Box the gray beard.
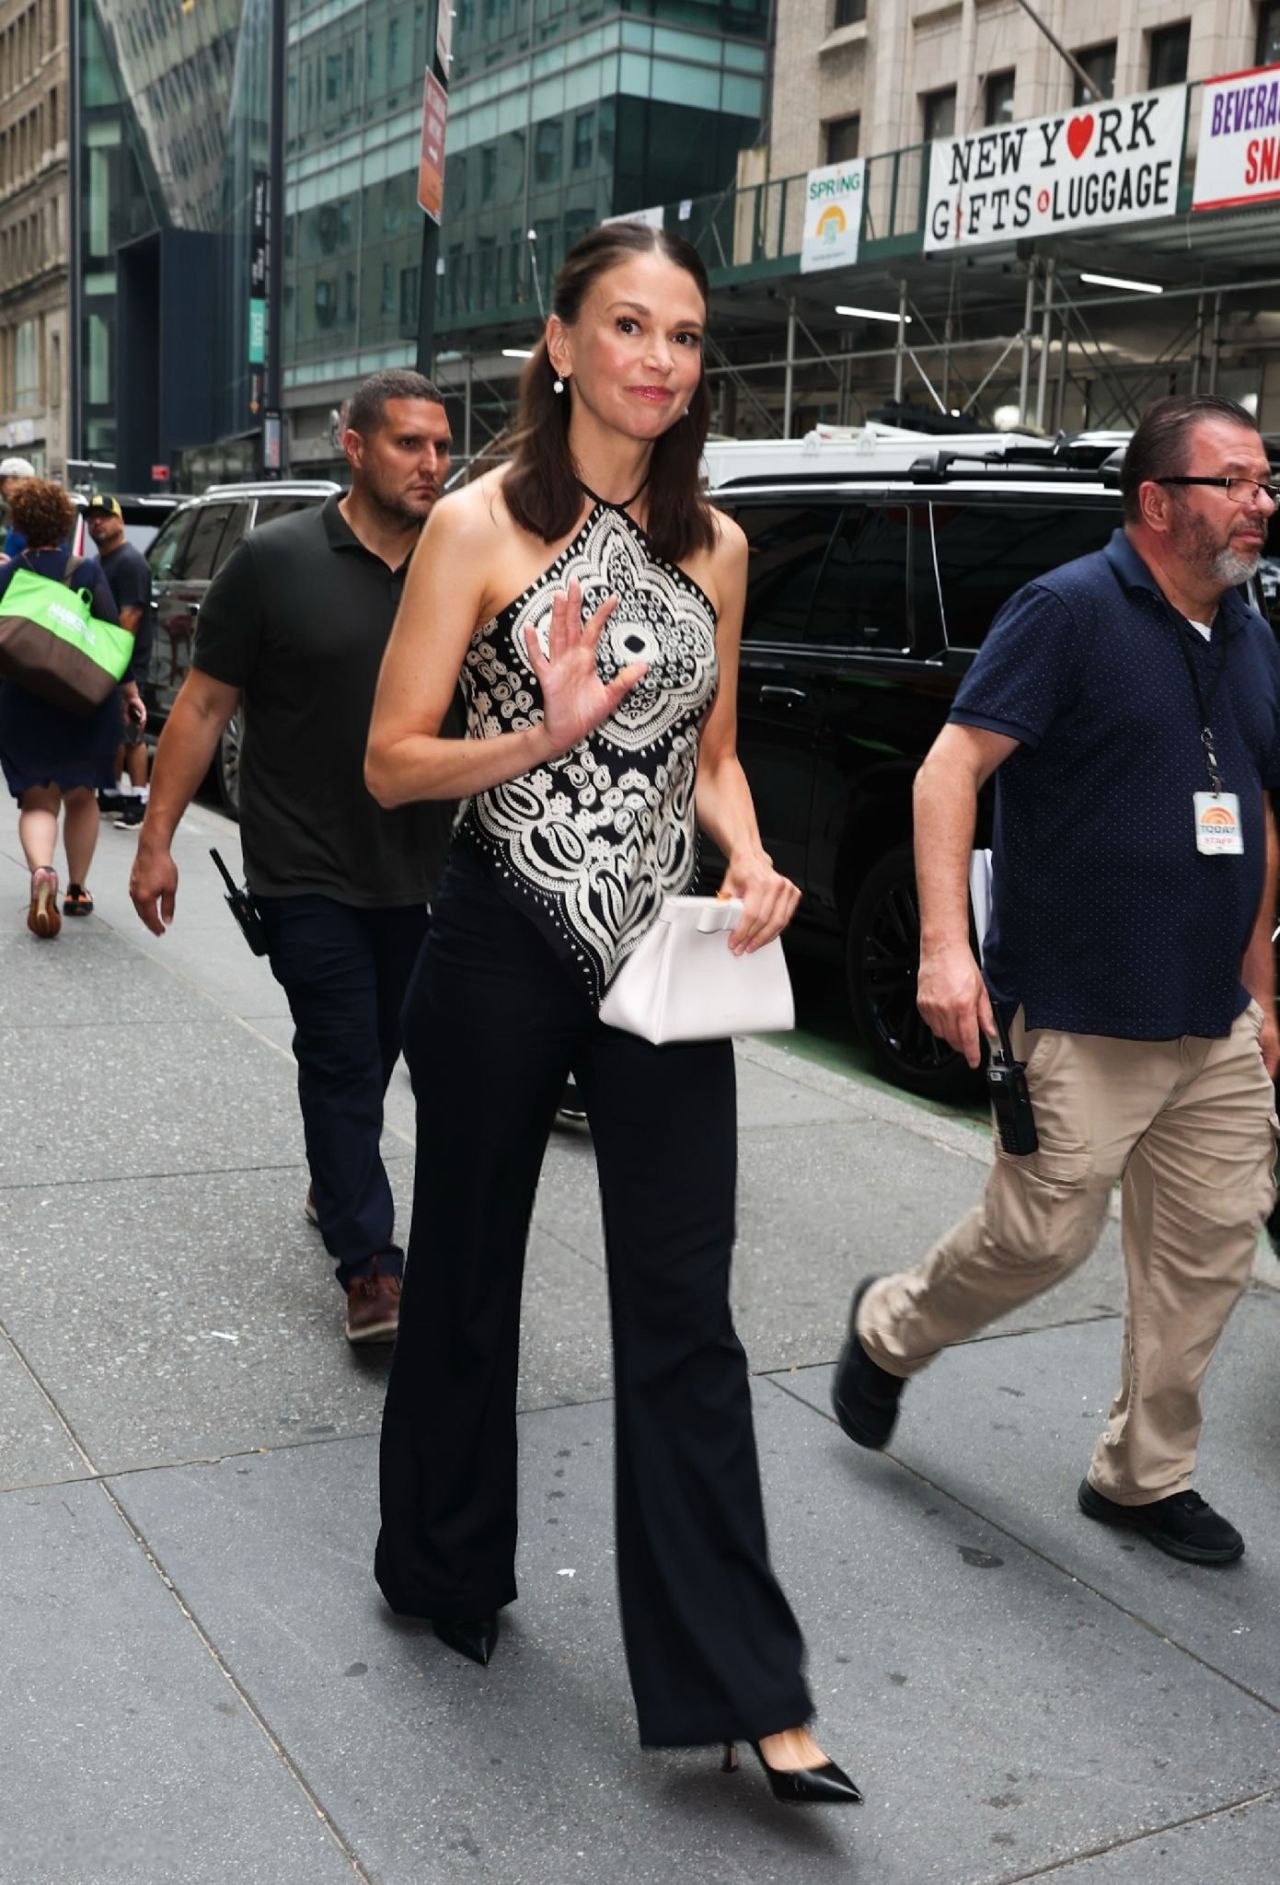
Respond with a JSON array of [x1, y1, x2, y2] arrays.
[[1209, 542, 1260, 586]]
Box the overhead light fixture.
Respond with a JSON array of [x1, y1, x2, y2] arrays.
[[501, 347, 535, 358], [1079, 271, 1163, 295], [835, 304, 912, 324]]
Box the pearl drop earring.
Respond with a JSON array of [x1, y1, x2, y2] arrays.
[[553, 377, 565, 394]]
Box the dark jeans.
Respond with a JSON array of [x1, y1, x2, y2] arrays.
[[257, 893, 428, 1289], [376, 856, 812, 1747]]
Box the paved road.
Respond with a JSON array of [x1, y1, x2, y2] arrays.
[[2, 803, 1278, 1883]]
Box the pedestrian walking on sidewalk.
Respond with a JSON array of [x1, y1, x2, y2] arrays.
[[84, 495, 152, 828], [833, 394, 1280, 1569], [0, 477, 135, 936], [129, 371, 457, 1344], [364, 222, 859, 1805]]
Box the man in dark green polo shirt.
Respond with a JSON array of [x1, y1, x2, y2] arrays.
[[130, 369, 456, 1345]]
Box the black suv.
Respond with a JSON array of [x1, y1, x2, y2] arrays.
[[142, 481, 341, 813], [711, 447, 1127, 1099]]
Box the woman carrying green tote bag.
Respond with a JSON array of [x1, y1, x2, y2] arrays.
[[0, 478, 138, 936]]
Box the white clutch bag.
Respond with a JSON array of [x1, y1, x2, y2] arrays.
[[598, 896, 795, 1045]]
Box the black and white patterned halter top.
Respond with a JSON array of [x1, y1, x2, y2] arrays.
[[454, 498, 720, 1003]]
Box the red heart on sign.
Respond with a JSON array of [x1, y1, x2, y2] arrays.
[[1066, 114, 1094, 159]]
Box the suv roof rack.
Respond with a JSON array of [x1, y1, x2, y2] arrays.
[[905, 450, 1122, 486], [709, 460, 1117, 491]]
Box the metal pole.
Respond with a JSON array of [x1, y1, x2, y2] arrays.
[[1017, 261, 1036, 425], [416, 0, 443, 377], [893, 280, 908, 405], [1191, 291, 1204, 394], [1012, 0, 1101, 100], [1209, 291, 1222, 393], [265, 0, 286, 474], [782, 300, 796, 439], [464, 354, 473, 460], [1035, 256, 1055, 430], [67, 0, 83, 465], [1054, 317, 1069, 431]]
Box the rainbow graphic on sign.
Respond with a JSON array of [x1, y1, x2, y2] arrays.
[[816, 205, 847, 244]]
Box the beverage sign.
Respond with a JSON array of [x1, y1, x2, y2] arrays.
[[924, 87, 1185, 252], [418, 70, 448, 223], [799, 158, 865, 273], [1193, 64, 1280, 210]]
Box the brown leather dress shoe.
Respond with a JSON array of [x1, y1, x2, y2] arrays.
[[345, 1260, 401, 1345]]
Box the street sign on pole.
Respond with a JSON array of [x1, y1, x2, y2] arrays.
[[416, 0, 447, 377]]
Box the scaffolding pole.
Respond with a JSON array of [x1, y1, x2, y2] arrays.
[[1018, 263, 1036, 425], [782, 300, 796, 438], [894, 280, 908, 403], [1034, 258, 1055, 432]]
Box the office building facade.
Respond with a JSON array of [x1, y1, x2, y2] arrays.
[[1, 0, 69, 478]]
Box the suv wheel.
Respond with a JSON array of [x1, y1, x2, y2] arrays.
[[216, 710, 243, 819], [845, 843, 982, 1102]]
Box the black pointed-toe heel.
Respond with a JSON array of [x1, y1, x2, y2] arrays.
[[722, 1740, 863, 1805], [432, 1614, 500, 1666]]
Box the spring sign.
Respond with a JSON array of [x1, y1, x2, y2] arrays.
[[924, 87, 1186, 252], [1193, 64, 1280, 210], [800, 159, 866, 273]]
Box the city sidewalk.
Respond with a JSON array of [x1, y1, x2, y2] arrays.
[[2, 801, 1279, 1885]]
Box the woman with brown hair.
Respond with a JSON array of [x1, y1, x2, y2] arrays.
[[365, 222, 859, 1803], [0, 477, 130, 936]]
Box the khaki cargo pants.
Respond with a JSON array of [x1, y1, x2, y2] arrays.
[[858, 1004, 1278, 1503]]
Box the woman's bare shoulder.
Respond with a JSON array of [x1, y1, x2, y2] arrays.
[[428, 469, 512, 544], [707, 503, 747, 562]]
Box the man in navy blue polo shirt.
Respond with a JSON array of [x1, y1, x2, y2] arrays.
[[834, 393, 1280, 1568]]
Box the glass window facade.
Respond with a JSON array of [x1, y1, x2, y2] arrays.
[[285, 0, 768, 376], [76, 0, 268, 464]]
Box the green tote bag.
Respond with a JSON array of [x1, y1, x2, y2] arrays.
[[0, 563, 134, 716]]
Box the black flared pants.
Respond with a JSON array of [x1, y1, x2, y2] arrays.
[[375, 855, 812, 1747]]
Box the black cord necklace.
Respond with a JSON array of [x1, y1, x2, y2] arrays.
[[578, 469, 650, 512]]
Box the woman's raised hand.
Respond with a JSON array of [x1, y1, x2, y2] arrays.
[[524, 579, 646, 756]]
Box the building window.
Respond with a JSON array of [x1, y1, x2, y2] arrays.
[[534, 118, 562, 186], [481, 145, 496, 202], [984, 69, 1016, 126], [825, 114, 860, 164], [400, 266, 419, 328], [315, 278, 336, 328], [833, 0, 866, 25], [1148, 22, 1189, 90], [14, 319, 39, 405], [1258, 2, 1280, 66], [573, 110, 594, 171], [922, 87, 956, 143], [1072, 42, 1116, 105]]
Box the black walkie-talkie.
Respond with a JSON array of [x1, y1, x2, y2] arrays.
[[985, 1006, 1039, 1156], [210, 848, 270, 957]]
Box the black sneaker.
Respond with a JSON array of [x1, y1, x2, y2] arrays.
[[1077, 1480, 1244, 1566], [831, 1275, 906, 1450], [114, 802, 144, 828]]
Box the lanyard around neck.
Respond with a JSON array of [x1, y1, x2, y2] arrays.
[[1169, 613, 1230, 794]]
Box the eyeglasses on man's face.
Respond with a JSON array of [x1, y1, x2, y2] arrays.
[[1157, 475, 1280, 507]]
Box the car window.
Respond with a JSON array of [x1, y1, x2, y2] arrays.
[[181, 504, 239, 581], [252, 495, 322, 528], [735, 503, 841, 643], [146, 508, 197, 580], [212, 503, 251, 572], [931, 500, 1118, 650], [806, 505, 913, 654]]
